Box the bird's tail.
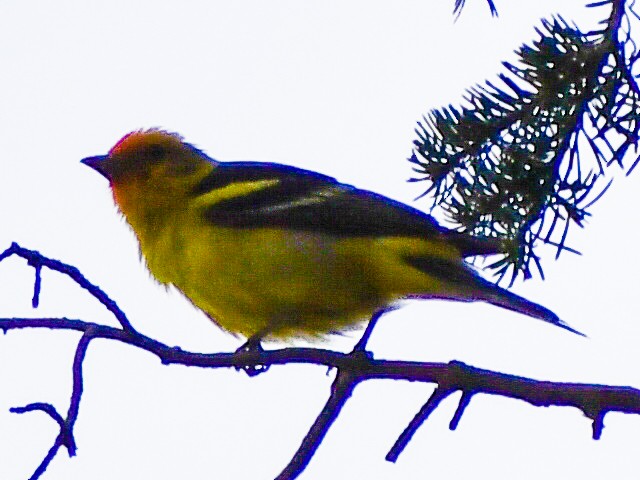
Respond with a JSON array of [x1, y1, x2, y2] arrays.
[[403, 254, 584, 336], [477, 280, 585, 336]]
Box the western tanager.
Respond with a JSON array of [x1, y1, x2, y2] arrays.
[[81, 129, 580, 343]]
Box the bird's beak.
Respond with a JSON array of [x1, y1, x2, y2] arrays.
[[81, 155, 111, 180]]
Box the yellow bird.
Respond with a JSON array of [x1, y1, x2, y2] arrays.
[[81, 129, 580, 345]]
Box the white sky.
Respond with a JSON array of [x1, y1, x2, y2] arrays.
[[1, 1, 639, 479]]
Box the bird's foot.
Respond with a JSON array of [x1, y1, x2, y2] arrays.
[[234, 337, 269, 377]]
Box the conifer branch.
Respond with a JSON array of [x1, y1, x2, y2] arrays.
[[412, 0, 640, 282]]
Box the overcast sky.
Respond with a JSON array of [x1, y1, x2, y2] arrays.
[[1, 1, 639, 479]]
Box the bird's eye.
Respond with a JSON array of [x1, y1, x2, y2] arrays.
[[146, 144, 166, 160]]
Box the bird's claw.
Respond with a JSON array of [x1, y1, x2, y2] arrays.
[[234, 338, 270, 377]]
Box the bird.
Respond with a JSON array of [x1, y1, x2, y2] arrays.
[[81, 129, 581, 346]]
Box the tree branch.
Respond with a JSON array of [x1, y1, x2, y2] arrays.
[[275, 368, 359, 480], [0, 242, 137, 333], [2, 236, 639, 480], [412, 0, 640, 282], [3, 315, 640, 479]]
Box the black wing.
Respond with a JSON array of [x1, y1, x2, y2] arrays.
[[195, 161, 499, 256]]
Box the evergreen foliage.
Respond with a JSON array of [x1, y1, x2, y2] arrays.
[[412, 1, 640, 282]]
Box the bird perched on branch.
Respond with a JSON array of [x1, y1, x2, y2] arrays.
[[82, 129, 581, 345]]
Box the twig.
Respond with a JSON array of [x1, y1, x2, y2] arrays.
[[0, 243, 136, 333], [386, 386, 456, 462], [275, 368, 358, 480], [2, 244, 640, 479], [3, 316, 640, 479]]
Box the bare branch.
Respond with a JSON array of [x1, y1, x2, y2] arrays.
[[0, 243, 137, 333], [387, 386, 456, 462], [275, 368, 359, 480], [2, 238, 638, 480], [3, 315, 640, 479]]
